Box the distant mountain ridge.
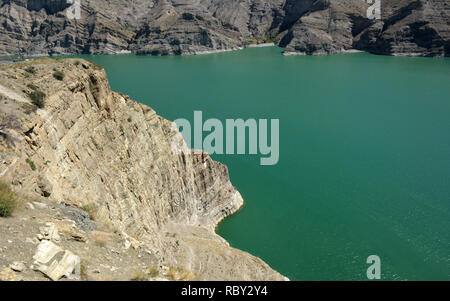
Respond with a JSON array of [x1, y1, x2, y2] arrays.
[[0, 0, 448, 57]]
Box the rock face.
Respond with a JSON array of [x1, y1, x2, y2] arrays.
[[0, 58, 286, 280], [279, 0, 369, 55], [354, 0, 450, 57], [0, 0, 448, 57]]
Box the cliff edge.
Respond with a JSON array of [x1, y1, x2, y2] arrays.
[[0, 58, 286, 281]]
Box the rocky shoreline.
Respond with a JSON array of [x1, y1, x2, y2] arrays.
[[0, 58, 287, 281], [0, 0, 448, 58]]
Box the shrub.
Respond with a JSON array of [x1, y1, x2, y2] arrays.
[[21, 103, 37, 114], [26, 158, 36, 171], [89, 61, 103, 70], [165, 267, 196, 281], [53, 70, 65, 81], [25, 66, 36, 74], [28, 90, 46, 108], [149, 266, 159, 278], [80, 203, 98, 221], [0, 182, 17, 217], [80, 262, 88, 280], [131, 271, 148, 281], [27, 83, 39, 90]]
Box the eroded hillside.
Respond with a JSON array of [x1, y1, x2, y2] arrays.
[[0, 0, 448, 57], [0, 58, 286, 281]]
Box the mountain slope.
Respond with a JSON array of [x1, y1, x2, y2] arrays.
[[0, 0, 448, 57]]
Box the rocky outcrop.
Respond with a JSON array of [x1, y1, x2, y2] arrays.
[[354, 0, 450, 57], [279, 0, 368, 55], [0, 0, 447, 57], [0, 58, 286, 280]]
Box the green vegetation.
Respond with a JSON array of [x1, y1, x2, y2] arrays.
[[0, 182, 17, 217], [28, 90, 46, 108], [25, 66, 36, 74], [243, 36, 276, 46], [149, 266, 159, 278], [21, 103, 37, 114], [80, 203, 98, 221], [131, 271, 148, 281], [166, 266, 196, 281], [80, 262, 88, 280], [90, 61, 104, 71], [26, 158, 37, 171], [53, 70, 65, 81], [0, 58, 54, 71], [27, 83, 39, 90]]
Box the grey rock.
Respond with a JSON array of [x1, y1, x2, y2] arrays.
[[354, 0, 450, 57], [0, 0, 447, 57], [59, 205, 97, 232]]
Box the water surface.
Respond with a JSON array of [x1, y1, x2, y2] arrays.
[[78, 47, 450, 280]]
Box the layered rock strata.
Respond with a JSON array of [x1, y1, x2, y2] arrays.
[[0, 0, 448, 57], [0, 58, 286, 280]]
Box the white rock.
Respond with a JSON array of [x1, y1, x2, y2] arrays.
[[38, 250, 80, 281], [33, 240, 63, 264], [33, 241, 81, 281], [32, 202, 48, 209], [26, 237, 39, 245], [39, 223, 60, 242]]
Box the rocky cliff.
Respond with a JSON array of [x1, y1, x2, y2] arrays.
[[0, 0, 448, 57], [0, 58, 286, 280]]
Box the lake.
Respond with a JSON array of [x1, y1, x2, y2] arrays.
[[78, 47, 450, 280]]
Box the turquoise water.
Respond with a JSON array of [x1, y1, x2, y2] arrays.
[[78, 47, 450, 280]]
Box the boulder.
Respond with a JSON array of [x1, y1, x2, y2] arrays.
[[33, 240, 81, 281], [33, 240, 63, 264], [38, 250, 80, 281]]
